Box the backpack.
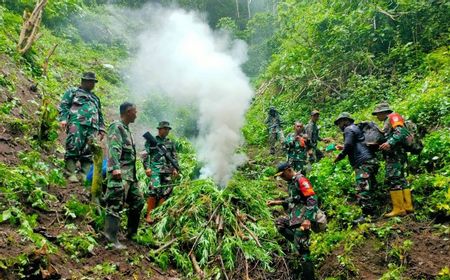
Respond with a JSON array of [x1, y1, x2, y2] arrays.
[[403, 120, 423, 155], [357, 121, 385, 147], [387, 113, 423, 155]]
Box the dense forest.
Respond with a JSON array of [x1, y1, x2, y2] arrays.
[[0, 0, 449, 279]]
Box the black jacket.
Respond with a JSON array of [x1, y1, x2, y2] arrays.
[[336, 123, 373, 167]]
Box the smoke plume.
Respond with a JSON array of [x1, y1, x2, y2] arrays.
[[126, 6, 254, 187]]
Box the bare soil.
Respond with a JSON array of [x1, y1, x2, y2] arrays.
[[318, 219, 450, 279]]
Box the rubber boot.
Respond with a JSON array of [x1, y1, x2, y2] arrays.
[[126, 210, 141, 240], [145, 197, 157, 224], [158, 198, 165, 206], [301, 260, 315, 280], [103, 214, 126, 250], [403, 189, 414, 213], [65, 159, 79, 183], [385, 190, 407, 218]]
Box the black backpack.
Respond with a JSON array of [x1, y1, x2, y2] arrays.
[[357, 121, 385, 148]]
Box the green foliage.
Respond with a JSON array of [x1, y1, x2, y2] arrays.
[[57, 232, 97, 258], [388, 239, 413, 266], [92, 262, 118, 276], [380, 263, 406, 280], [64, 197, 91, 219], [0, 151, 64, 211], [142, 175, 282, 277]]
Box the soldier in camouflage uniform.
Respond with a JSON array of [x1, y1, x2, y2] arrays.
[[284, 122, 309, 174], [58, 72, 105, 183], [305, 110, 329, 163], [333, 112, 379, 223], [266, 106, 284, 155], [103, 102, 144, 249], [143, 121, 179, 224], [372, 102, 413, 217], [268, 163, 326, 280]]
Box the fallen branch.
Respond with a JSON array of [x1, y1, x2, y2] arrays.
[[243, 250, 251, 280], [216, 214, 224, 234], [377, 6, 396, 21], [144, 256, 165, 275], [188, 203, 222, 256], [281, 256, 290, 277], [17, 0, 48, 54], [153, 237, 177, 255], [42, 44, 58, 75], [239, 221, 262, 247], [218, 255, 229, 280], [189, 252, 205, 279]]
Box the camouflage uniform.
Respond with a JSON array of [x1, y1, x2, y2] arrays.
[[284, 132, 308, 174], [266, 108, 284, 154], [144, 135, 178, 199], [334, 113, 380, 215], [354, 158, 379, 213], [58, 87, 105, 162], [276, 173, 320, 261], [104, 120, 144, 217], [382, 116, 409, 190], [305, 120, 324, 163]]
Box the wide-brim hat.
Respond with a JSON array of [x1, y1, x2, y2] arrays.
[[311, 110, 320, 116], [157, 121, 172, 129], [81, 72, 98, 83], [274, 162, 291, 177], [334, 112, 354, 125], [372, 102, 393, 115]]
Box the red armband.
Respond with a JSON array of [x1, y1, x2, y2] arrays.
[[297, 176, 315, 197], [388, 113, 404, 128]]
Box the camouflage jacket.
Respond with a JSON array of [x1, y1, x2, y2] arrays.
[[382, 114, 409, 162], [144, 135, 178, 174], [305, 120, 321, 147], [58, 87, 105, 131], [266, 114, 282, 133], [284, 132, 308, 161], [285, 173, 318, 224], [106, 120, 136, 181]]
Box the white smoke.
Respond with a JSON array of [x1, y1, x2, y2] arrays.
[[126, 6, 254, 187]]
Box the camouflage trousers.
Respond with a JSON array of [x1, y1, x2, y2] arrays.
[[354, 158, 379, 215], [148, 171, 173, 199], [269, 129, 284, 153], [276, 216, 311, 259], [385, 159, 407, 191], [308, 147, 324, 164], [104, 178, 144, 217], [65, 122, 97, 162]]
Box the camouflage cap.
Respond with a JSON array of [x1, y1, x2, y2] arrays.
[[274, 162, 291, 177], [311, 110, 320, 116], [157, 121, 172, 130], [269, 106, 276, 111], [334, 112, 354, 125], [372, 102, 393, 115], [81, 72, 98, 83]]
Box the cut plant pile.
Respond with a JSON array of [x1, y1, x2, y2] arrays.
[[143, 176, 288, 279]]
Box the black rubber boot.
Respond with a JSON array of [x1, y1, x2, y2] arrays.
[[301, 260, 315, 280], [126, 210, 141, 240], [103, 214, 126, 250]]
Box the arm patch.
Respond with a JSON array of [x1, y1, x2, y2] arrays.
[[297, 176, 315, 197]]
